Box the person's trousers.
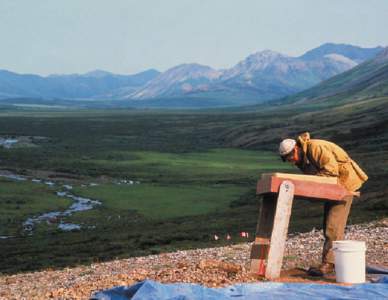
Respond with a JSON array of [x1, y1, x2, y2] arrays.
[[322, 195, 353, 264]]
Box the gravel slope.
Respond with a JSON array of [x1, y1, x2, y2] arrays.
[[0, 219, 387, 300]]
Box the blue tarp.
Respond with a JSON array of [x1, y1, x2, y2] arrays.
[[91, 278, 388, 300]]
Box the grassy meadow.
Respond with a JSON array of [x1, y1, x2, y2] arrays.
[[0, 102, 386, 274]]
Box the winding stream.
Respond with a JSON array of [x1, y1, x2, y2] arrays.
[[0, 172, 102, 235], [0, 138, 19, 149], [23, 191, 101, 233]]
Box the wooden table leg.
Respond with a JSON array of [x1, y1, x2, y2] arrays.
[[250, 181, 294, 279], [266, 180, 294, 279]]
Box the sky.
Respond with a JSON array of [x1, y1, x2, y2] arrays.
[[1, 0, 387, 76]]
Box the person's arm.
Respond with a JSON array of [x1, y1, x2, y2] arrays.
[[308, 144, 339, 177]]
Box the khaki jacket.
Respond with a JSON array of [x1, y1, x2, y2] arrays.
[[296, 132, 368, 191]]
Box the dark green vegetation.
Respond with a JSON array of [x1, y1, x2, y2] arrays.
[[0, 50, 387, 274], [0, 103, 386, 274], [0, 119, 295, 273]]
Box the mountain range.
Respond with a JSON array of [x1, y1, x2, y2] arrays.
[[0, 43, 384, 106], [0, 69, 160, 100], [282, 46, 388, 105]]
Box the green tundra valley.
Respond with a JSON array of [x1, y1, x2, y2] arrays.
[[1, 79, 387, 273]]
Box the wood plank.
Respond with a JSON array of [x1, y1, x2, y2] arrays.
[[254, 237, 270, 244], [265, 181, 294, 279], [250, 194, 277, 275], [262, 173, 338, 184], [257, 176, 349, 201]]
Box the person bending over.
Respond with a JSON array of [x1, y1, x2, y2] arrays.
[[279, 132, 368, 276]]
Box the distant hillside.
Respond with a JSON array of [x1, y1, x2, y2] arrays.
[[300, 43, 384, 63], [213, 50, 356, 100], [129, 64, 221, 99], [282, 47, 388, 105]]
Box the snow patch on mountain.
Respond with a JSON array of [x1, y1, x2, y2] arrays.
[[130, 64, 221, 99], [324, 54, 357, 67]]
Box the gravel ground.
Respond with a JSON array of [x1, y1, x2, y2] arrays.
[[0, 219, 387, 300]]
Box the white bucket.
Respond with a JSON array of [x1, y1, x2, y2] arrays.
[[333, 240, 366, 283]]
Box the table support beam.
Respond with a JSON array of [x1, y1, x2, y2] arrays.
[[265, 181, 294, 279], [250, 181, 294, 278]]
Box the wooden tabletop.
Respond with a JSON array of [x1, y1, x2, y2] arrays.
[[257, 173, 352, 201]]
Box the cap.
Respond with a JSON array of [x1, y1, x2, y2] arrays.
[[279, 139, 296, 156]]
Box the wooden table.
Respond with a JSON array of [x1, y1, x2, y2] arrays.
[[250, 173, 354, 279]]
